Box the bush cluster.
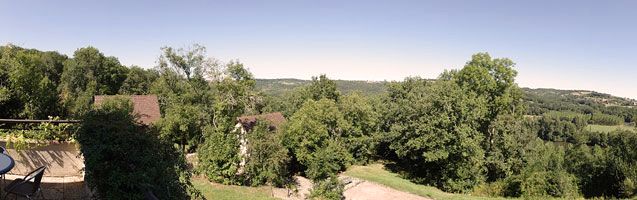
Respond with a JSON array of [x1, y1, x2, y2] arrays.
[[77, 98, 198, 199]]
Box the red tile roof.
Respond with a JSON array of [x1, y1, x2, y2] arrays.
[[93, 95, 161, 125], [237, 112, 286, 132]]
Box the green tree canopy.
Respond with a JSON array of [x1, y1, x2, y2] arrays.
[[119, 66, 159, 95], [59, 46, 128, 116], [384, 78, 487, 192], [283, 99, 353, 181], [338, 92, 380, 163], [0, 45, 65, 118]]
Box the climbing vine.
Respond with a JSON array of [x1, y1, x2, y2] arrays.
[[0, 116, 78, 150]]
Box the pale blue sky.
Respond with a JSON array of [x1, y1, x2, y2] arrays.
[[2, 0, 636, 98]]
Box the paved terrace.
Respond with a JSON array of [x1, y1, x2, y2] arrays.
[[2, 142, 90, 199]]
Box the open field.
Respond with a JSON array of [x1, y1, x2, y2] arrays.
[[587, 124, 636, 133], [343, 164, 507, 200], [192, 177, 279, 200]]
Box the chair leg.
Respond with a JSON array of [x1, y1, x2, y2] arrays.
[[38, 189, 45, 200]]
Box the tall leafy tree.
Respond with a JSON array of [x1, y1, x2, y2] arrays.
[[0, 45, 65, 118], [153, 45, 216, 152], [452, 53, 524, 142], [452, 53, 527, 182], [154, 45, 261, 153], [119, 66, 159, 95], [385, 78, 487, 192], [338, 92, 380, 163], [211, 60, 262, 126], [157, 104, 207, 152], [306, 74, 340, 102], [59, 47, 128, 116], [244, 120, 291, 187], [197, 124, 241, 185], [274, 74, 340, 117], [283, 99, 353, 181]]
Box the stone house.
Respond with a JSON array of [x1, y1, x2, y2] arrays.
[[234, 112, 286, 174]]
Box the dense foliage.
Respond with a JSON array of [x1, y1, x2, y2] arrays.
[[0, 45, 66, 119], [383, 78, 487, 192], [243, 121, 291, 187], [197, 125, 241, 185], [4, 43, 637, 199], [283, 99, 353, 181], [77, 98, 198, 199], [566, 130, 637, 198], [374, 53, 637, 198], [198, 121, 291, 187]]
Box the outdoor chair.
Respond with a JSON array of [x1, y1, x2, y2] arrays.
[[3, 166, 46, 200]]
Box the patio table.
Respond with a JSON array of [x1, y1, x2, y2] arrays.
[[0, 153, 14, 175], [0, 153, 14, 199]]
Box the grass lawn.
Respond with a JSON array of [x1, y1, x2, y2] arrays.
[[586, 124, 636, 133], [344, 164, 508, 200], [192, 177, 279, 200]]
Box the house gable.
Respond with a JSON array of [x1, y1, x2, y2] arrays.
[[93, 95, 161, 125]]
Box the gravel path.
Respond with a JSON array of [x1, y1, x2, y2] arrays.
[[342, 176, 432, 200], [273, 175, 432, 200]]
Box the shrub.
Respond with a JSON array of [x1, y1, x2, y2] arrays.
[[309, 176, 344, 200], [197, 125, 242, 185], [503, 171, 578, 198], [302, 139, 352, 181], [472, 181, 506, 197], [77, 98, 198, 199]]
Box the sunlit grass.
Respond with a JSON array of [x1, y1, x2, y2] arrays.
[[586, 124, 636, 133], [192, 177, 279, 200], [343, 164, 508, 200]]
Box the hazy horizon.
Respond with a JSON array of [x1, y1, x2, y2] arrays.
[[3, 0, 636, 99]]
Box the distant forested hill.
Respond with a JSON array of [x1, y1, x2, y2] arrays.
[[522, 88, 637, 122], [256, 78, 387, 96], [256, 78, 637, 121]]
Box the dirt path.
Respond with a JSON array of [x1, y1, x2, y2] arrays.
[[273, 175, 431, 200], [342, 176, 432, 200]]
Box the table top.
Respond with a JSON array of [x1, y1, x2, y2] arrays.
[[0, 153, 14, 174]]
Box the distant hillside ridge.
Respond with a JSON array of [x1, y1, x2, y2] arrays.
[[256, 78, 636, 103], [256, 78, 637, 118], [522, 88, 637, 117], [523, 88, 637, 107], [256, 78, 388, 96]]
